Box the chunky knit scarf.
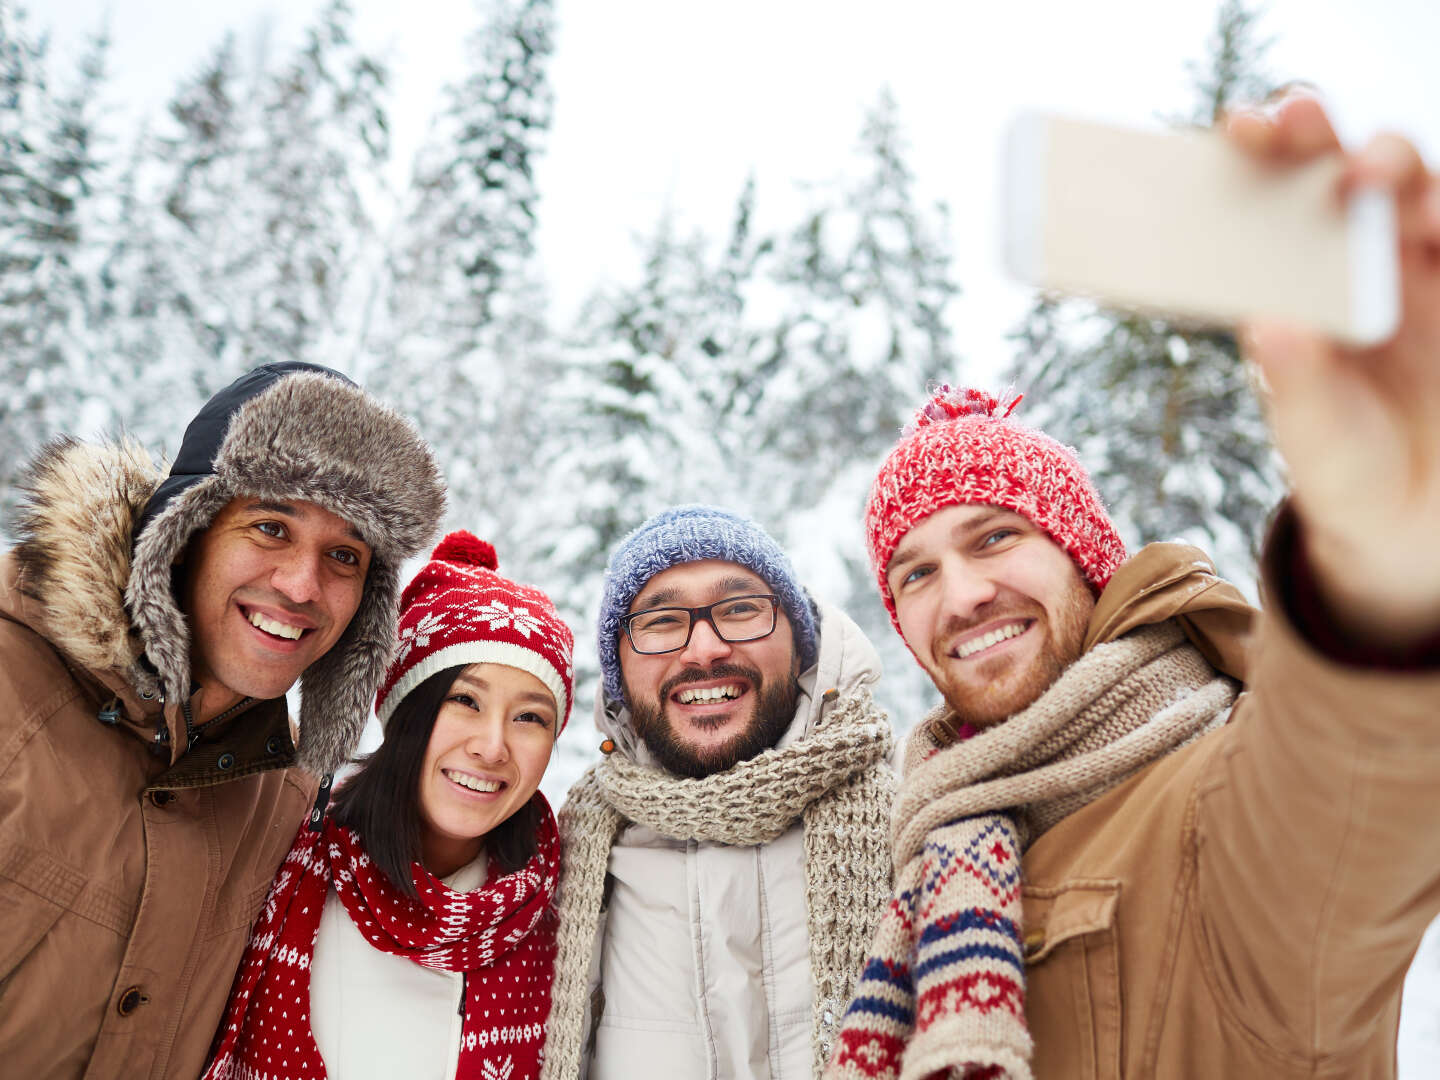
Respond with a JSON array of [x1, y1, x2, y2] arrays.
[[204, 798, 561, 1080], [540, 688, 896, 1080], [828, 621, 1238, 1080]]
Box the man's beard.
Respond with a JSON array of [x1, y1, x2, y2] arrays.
[[624, 662, 799, 779], [936, 581, 1094, 728]]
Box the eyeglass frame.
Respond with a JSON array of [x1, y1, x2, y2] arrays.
[[619, 593, 782, 655]]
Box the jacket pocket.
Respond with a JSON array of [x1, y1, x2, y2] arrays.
[[1022, 879, 1123, 1080], [0, 873, 71, 985]]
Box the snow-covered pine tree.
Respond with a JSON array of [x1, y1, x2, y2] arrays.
[[242, 0, 389, 376], [78, 35, 248, 459], [535, 90, 962, 744], [365, 0, 556, 556], [754, 87, 960, 726], [1005, 0, 1284, 587], [0, 7, 110, 522], [524, 179, 776, 767]]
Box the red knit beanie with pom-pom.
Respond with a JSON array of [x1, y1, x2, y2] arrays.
[[865, 386, 1127, 629], [375, 531, 575, 732]]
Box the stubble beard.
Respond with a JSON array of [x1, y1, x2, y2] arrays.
[[936, 579, 1095, 729], [625, 661, 800, 779]]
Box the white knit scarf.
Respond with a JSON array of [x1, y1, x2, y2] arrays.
[[827, 621, 1238, 1080], [541, 688, 896, 1080]]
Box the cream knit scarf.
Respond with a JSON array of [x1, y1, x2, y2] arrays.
[[541, 688, 896, 1080], [827, 621, 1238, 1080]]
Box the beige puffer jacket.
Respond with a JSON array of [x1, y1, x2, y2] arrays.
[[580, 601, 886, 1080]]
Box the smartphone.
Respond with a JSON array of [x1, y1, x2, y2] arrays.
[[1002, 113, 1399, 346]]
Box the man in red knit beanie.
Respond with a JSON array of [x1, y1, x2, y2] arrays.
[[828, 98, 1440, 1080]]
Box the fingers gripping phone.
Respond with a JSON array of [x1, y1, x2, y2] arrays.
[[1002, 113, 1399, 346]]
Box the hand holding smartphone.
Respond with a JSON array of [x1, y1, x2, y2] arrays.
[[1001, 113, 1400, 346]]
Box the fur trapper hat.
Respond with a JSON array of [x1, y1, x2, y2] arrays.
[[127, 362, 445, 775]]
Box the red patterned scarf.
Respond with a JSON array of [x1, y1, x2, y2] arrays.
[[204, 795, 560, 1080]]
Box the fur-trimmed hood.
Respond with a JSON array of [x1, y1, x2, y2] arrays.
[[10, 363, 446, 776], [11, 437, 160, 678]]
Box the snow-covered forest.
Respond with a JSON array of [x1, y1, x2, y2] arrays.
[[3, 0, 1436, 1069]]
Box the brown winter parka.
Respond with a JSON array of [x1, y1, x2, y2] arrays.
[[0, 443, 314, 1079], [1011, 518, 1440, 1079], [0, 365, 445, 1080]]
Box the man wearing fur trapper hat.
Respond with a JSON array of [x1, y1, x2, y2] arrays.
[[0, 362, 444, 1079], [829, 99, 1440, 1080], [542, 505, 896, 1080]]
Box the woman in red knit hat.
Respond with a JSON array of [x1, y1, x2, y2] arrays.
[[204, 532, 575, 1080]]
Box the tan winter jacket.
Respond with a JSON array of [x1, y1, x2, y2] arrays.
[[0, 445, 313, 1080], [1013, 525, 1440, 1079], [582, 601, 889, 1079]]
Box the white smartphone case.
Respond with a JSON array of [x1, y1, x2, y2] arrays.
[[1002, 113, 1399, 346]]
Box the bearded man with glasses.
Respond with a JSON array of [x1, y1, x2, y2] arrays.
[[541, 505, 896, 1080]]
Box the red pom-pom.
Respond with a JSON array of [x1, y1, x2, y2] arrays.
[[906, 385, 1023, 435], [432, 530, 498, 570]]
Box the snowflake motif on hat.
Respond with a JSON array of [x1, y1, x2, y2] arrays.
[[374, 531, 577, 733], [475, 600, 542, 638], [395, 611, 447, 665]]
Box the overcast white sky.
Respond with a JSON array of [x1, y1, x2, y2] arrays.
[[42, 0, 1440, 379]]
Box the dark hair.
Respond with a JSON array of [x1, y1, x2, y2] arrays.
[[328, 665, 544, 897]]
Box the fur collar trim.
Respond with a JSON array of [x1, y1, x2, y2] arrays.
[[12, 436, 161, 677]]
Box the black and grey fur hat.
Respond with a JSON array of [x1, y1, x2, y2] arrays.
[[127, 362, 446, 775]]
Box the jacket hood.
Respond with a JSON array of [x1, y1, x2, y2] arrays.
[[11, 437, 160, 677], [1085, 541, 1255, 682], [11, 363, 446, 776], [594, 597, 883, 766]]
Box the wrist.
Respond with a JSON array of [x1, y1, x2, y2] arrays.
[[1300, 521, 1440, 651]]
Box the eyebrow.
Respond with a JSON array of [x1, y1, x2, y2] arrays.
[[451, 676, 556, 711], [887, 507, 1017, 575], [634, 574, 766, 611], [243, 500, 366, 544]]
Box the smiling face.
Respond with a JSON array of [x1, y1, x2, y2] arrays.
[[181, 497, 372, 720], [618, 559, 799, 778], [417, 663, 557, 878], [886, 503, 1095, 728]]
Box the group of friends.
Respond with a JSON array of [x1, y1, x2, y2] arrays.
[[2, 99, 1439, 1080]]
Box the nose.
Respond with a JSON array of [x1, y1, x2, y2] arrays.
[[465, 714, 510, 764], [269, 553, 324, 606], [939, 558, 998, 621], [679, 614, 733, 667]]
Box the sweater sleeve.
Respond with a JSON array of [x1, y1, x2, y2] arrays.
[[1189, 508, 1440, 1063]]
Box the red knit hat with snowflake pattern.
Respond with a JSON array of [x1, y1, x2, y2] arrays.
[[375, 531, 575, 733], [865, 386, 1127, 629]]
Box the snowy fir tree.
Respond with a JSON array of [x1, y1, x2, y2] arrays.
[[0, 7, 111, 518], [242, 0, 389, 374], [755, 87, 960, 723], [527, 205, 755, 757], [1005, 0, 1284, 589], [533, 93, 961, 738], [365, 0, 557, 559]]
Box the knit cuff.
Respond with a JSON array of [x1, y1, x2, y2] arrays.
[[1265, 503, 1440, 671]]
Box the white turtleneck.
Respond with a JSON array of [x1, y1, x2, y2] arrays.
[[310, 853, 487, 1080]]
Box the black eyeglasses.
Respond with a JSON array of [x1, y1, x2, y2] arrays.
[[620, 594, 781, 655]]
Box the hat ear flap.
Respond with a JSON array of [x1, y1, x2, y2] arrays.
[[296, 559, 401, 776]]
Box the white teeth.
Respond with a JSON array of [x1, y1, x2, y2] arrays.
[[445, 771, 501, 793], [955, 622, 1027, 659], [677, 684, 742, 704], [249, 611, 304, 640]]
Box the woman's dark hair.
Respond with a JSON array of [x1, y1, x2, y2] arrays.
[[328, 664, 545, 897]]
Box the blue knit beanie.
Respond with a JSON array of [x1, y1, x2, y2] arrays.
[[597, 505, 819, 705]]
